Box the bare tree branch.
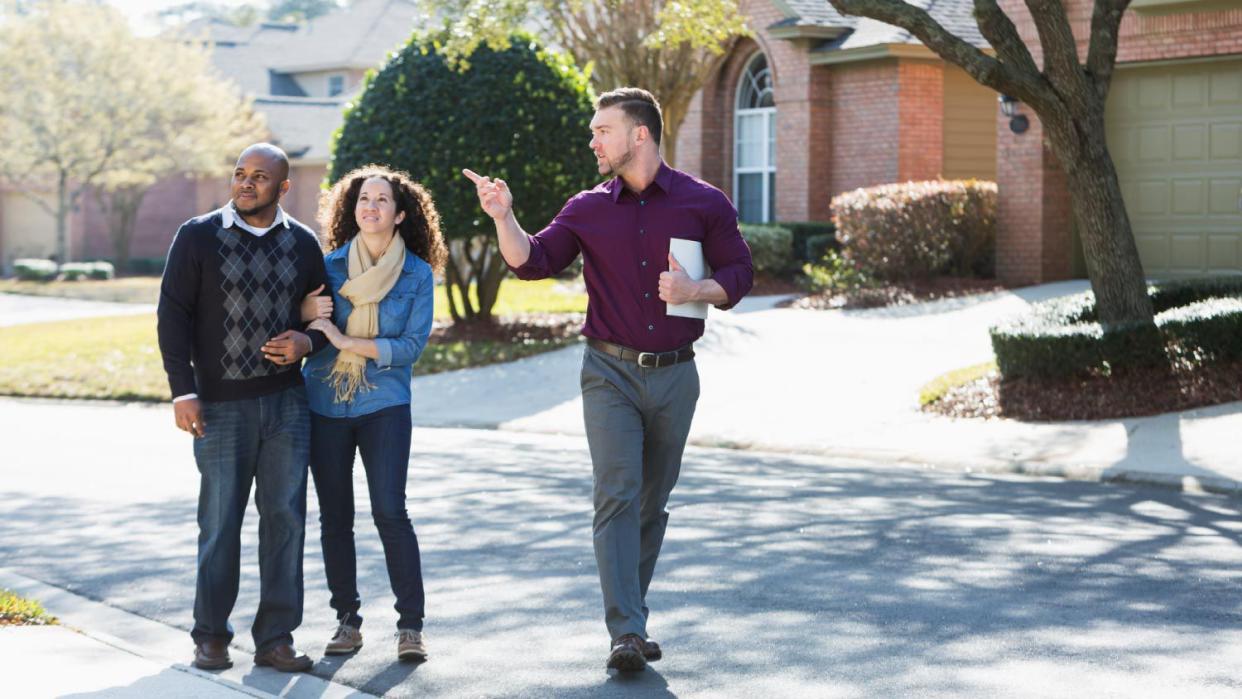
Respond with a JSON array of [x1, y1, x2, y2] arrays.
[[1085, 0, 1131, 101], [1022, 0, 1090, 113], [972, 0, 1039, 77], [827, 0, 1035, 100]]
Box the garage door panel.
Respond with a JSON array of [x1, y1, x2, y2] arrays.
[[1138, 126, 1170, 162], [1208, 235, 1239, 270], [1209, 123, 1241, 160], [1139, 75, 1170, 110], [1171, 234, 1206, 269], [1172, 179, 1204, 214], [1136, 234, 1169, 264], [1173, 124, 1206, 160], [1133, 180, 1169, 215], [1209, 70, 1242, 105], [1174, 73, 1207, 107], [1209, 179, 1242, 214]]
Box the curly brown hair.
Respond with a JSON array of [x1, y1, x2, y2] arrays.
[[317, 164, 448, 275]]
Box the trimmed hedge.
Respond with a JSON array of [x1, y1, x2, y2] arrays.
[[832, 179, 996, 280], [781, 221, 836, 262], [990, 277, 1242, 379], [739, 223, 795, 277], [59, 261, 114, 281], [13, 259, 57, 281]]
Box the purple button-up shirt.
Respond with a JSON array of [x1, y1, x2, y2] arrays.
[[510, 163, 753, 353]]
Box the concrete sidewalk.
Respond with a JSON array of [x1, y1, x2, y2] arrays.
[[409, 281, 1242, 495], [0, 570, 369, 698]]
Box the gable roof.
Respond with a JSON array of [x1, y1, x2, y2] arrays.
[[771, 0, 990, 53], [265, 0, 420, 73]]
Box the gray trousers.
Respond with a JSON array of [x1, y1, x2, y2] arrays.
[[580, 345, 700, 640]]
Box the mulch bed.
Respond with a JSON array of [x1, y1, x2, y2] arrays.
[[927, 359, 1242, 421], [751, 275, 805, 296], [784, 277, 1008, 310], [432, 313, 584, 343]]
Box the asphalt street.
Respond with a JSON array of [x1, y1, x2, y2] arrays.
[[3, 398, 1242, 697]]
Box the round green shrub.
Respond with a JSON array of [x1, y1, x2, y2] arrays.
[[739, 223, 794, 277]]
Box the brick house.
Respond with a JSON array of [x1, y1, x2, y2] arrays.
[[676, 0, 1242, 284], [0, 0, 419, 272]]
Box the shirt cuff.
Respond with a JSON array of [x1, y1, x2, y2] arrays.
[[173, 393, 198, 403], [374, 338, 393, 368], [507, 237, 550, 279]]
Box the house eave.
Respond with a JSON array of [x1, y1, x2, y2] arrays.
[[768, 24, 849, 41], [808, 43, 938, 66]]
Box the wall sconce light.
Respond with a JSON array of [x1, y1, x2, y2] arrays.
[[998, 94, 1030, 134]]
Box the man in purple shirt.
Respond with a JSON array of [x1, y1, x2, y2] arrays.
[[464, 87, 752, 672]]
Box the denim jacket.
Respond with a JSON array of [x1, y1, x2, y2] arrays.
[[303, 241, 434, 418]]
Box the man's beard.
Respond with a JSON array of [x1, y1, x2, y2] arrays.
[[234, 192, 279, 216], [600, 146, 634, 177]]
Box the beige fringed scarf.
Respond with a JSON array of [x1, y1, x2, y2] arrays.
[[327, 235, 405, 403]]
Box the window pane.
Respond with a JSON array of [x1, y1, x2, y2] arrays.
[[737, 173, 764, 223], [767, 114, 776, 166], [767, 171, 776, 223], [737, 114, 765, 168]]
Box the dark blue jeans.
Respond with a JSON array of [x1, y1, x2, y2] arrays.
[[310, 404, 424, 631], [191, 384, 309, 652]]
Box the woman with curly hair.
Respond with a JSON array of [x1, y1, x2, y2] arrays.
[[299, 164, 447, 663]]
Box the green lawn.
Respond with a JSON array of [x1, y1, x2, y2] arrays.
[[918, 361, 997, 406], [0, 277, 588, 320], [0, 314, 578, 402], [0, 589, 57, 626]]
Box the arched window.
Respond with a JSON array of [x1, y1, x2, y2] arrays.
[[734, 53, 776, 223]]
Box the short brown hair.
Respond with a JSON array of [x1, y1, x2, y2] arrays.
[[317, 164, 448, 275], [595, 87, 662, 146]]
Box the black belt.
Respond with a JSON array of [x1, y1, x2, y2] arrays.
[[587, 338, 695, 368]]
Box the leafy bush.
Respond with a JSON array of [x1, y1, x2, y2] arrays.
[[990, 277, 1242, 379], [831, 179, 997, 280], [802, 249, 875, 295], [13, 258, 57, 281], [739, 223, 795, 277], [804, 233, 836, 266], [58, 261, 114, 281], [781, 221, 836, 262]]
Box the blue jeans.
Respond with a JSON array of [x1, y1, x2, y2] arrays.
[[310, 404, 424, 631], [191, 384, 309, 652]]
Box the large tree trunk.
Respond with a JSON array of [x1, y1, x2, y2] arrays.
[[1044, 113, 1154, 328], [55, 172, 70, 263], [98, 186, 145, 275], [444, 235, 506, 324]]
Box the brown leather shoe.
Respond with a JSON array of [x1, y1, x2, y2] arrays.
[[642, 638, 662, 662], [193, 639, 232, 670], [607, 634, 647, 672], [254, 643, 313, 673]]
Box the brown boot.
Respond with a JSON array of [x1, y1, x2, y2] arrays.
[[606, 634, 646, 672], [193, 639, 232, 670], [642, 638, 662, 662], [254, 643, 313, 673]]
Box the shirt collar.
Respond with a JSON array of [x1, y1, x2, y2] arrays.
[[609, 161, 674, 203], [221, 201, 290, 235]]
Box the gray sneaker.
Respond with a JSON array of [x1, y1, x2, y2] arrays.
[[397, 629, 427, 662], [324, 623, 363, 655]]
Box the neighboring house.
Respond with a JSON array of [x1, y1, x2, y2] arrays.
[[0, 0, 420, 272], [677, 0, 1242, 285], [678, 0, 999, 226]]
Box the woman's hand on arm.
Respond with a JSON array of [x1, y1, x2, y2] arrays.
[[300, 284, 333, 322], [307, 318, 380, 359]]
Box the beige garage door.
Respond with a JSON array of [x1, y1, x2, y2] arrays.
[[1106, 58, 1242, 277]]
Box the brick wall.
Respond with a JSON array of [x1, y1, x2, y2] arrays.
[[830, 61, 900, 195], [897, 60, 946, 182]]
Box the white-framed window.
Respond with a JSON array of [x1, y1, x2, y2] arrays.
[[733, 52, 776, 224], [328, 74, 346, 97]]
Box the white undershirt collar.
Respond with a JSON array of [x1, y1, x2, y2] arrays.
[[222, 201, 290, 237]]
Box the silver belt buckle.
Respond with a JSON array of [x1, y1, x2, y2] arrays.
[[637, 351, 657, 368]]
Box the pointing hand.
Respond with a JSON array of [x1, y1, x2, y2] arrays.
[[463, 168, 513, 221]]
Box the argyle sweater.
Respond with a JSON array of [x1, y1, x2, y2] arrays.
[[157, 207, 328, 402]]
